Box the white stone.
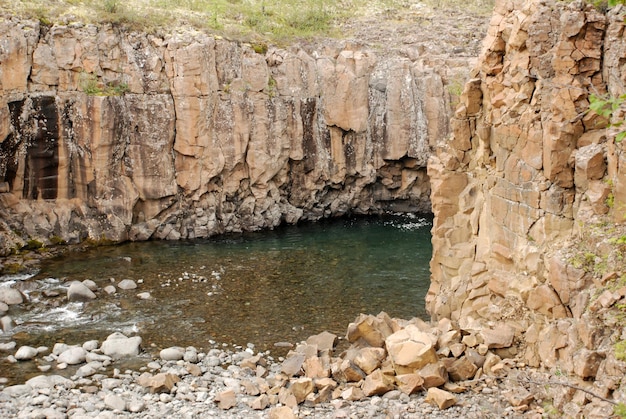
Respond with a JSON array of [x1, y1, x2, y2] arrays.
[[57, 347, 87, 365], [103, 285, 117, 294], [100, 332, 142, 359], [118, 279, 137, 290], [160, 347, 185, 361], [15, 346, 38, 361], [104, 393, 126, 411], [76, 361, 102, 378], [82, 279, 98, 291], [82, 340, 99, 351]]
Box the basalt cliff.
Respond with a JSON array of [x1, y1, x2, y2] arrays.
[[0, 16, 477, 254], [428, 0, 626, 408]]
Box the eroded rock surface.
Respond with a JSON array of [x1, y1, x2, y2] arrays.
[[428, 0, 626, 408], [0, 17, 480, 254]]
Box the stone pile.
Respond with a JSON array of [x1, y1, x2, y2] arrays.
[[228, 312, 524, 412], [5, 310, 622, 417]]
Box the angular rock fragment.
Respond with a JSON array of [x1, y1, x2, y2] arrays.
[[425, 387, 457, 410]]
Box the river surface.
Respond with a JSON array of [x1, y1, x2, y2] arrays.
[[0, 214, 432, 379]]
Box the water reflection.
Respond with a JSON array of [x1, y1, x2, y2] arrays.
[[1, 214, 432, 353]]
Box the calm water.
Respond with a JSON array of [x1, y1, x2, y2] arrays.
[[0, 214, 432, 362]]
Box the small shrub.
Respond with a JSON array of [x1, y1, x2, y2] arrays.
[[251, 42, 268, 54], [616, 340, 626, 361], [23, 239, 44, 250], [589, 93, 626, 143], [49, 235, 66, 245], [103, 0, 121, 14]]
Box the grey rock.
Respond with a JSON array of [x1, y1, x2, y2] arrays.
[[82, 279, 98, 291], [0, 288, 23, 305], [0, 315, 15, 332], [0, 341, 16, 351], [103, 285, 117, 294], [67, 281, 96, 302], [118, 279, 137, 290]]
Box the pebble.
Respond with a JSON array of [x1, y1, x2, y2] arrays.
[[0, 334, 538, 419]]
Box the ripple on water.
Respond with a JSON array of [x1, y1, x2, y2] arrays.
[[0, 214, 433, 354]]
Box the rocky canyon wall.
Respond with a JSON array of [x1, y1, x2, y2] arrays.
[[0, 18, 471, 254], [429, 0, 626, 383]]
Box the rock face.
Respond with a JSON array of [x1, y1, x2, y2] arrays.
[[428, 0, 626, 380], [0, 19, 472, 253]]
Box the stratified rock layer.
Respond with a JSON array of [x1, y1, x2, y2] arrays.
[[428, 0, 626, 385], [0, 19, 472, 253]]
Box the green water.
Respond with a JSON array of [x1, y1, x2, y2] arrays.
[[2, 214, 432, 356]]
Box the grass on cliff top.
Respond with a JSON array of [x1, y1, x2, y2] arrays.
[[0, 0, 494, 43]]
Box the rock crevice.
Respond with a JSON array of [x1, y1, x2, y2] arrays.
[[0, 19, 472, 252], [428, 0, 626, 397]]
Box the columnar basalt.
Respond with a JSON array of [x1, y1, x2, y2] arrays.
[[428, 0, 626, 387], [0, 19, 473, 254]]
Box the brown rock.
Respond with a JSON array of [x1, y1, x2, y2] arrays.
[[446, 356, 478, 381], [573, 349, 605, 379], [338, 359, 366, 383], [241, 379, 261, 396], [443, 381, 467, 393], [240, 353, 264, 370], [136, 372, 181, 393], [504, 387, 534, 407], [277, 387, 298, 408], [396, 373, 425, 395], [289, 377, 314, 404], [479, 324, 515, 349], [303, 356, 329, 379], [314, 377, 338, 390], [250, 394, 269, 410], [361, 369, 394, 396], [418, 362, 448, 388], [215, 389, 236, 410], [268, 406, 296, 419], [346, 312, 394, 347], [341, 386, 365, 401], [437, 330, 461, 348], [425, 387, 457, 410], [281, 353, 305, 376], [185, 363, 202, 377], [386, 325, 438, 374], [306, 331, 337, 352], [304, 384, 333, 405], [353, 347, 386, 375]]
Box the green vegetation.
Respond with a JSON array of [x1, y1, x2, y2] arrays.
[[266, 76, 277, 97], [588, 0, 626, 10], [23, 239, 44, 250], [3, 0, 494, 43], [616, 402, 626, 419], [80, 73, 129, 96], [616, 340, 626, 362], [589, 93, 626, 143]]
